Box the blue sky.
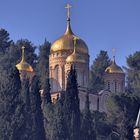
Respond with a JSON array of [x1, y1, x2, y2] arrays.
[[0, 0, 140, 67]]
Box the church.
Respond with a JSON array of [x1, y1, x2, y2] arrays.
[[16, 3, 125, 112]]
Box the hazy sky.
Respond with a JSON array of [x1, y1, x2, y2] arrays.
[[0, 0, 140, 67]]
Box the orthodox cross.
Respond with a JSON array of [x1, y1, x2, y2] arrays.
[[112, 48, 115, 57], [21, 46, 25, 62], [65, 3, 72, 19]]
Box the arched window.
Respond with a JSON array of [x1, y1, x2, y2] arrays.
[[54, 65, 60, 91], [62, 65, 65, 89]]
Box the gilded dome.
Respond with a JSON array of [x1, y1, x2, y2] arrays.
[[105, 56, 124, 74], [66, 53, 86, 63], [66, 48, 86, 64], [50, 19, 88, 54], [16, 61, 33, 72], [16, 47, 33, 72]]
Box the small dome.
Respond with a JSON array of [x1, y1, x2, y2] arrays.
[[50, 19, 88, 54], [66, 52, 86, 64], [16, 61, 33, 72], [16, 47, 33, 72], [105, 56, 124, 74]]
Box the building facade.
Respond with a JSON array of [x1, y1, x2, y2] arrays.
[[49, 4, 125, 111]]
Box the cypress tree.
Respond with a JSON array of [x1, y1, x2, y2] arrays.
[[42, 78, 52, 106], [20, 79, 33, 140], [63, 66, 80, 140], [81, 94, 96, 140], [38, 39, 50, 81], [0, 28, 12, 54], [0, 67, 25, 140], [50, 100, 66, 140], [30, 76, 46, 140]]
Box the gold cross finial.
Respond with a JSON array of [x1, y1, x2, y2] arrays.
[[21, 46, 25, 62], [65, 3, 72, 19], [112, 48, 115, 57]]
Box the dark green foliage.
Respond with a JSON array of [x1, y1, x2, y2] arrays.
[[63, 66, 80, 140], [38, 40, 51, 105], [0, 66, 25, 140], [90, 50, 111, 93], [20, 79, 32, 140], [0, 39, 37, 73], [43, 103, 54, 139], [51, 100, 66, 140], [30, 76, 46, 140], [127, 51, 140, 70], [43, 78, 52, 105], [107, 93, 140, 140], [125, 51, 140, 94], [38, 39, 51, 80], [0, 28, 12, 54], [92, 111, 112, 139], [81, 94, 96, 140]]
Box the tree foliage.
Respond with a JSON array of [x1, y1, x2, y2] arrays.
[[0, 28, 12, 54], [90, 50, 111, 93], [126, 51, 140, 94], [106, 93, 140, 140], [81, 94, 96, 140], [63, 66, 80, 140], [0, 66, 25, 139]]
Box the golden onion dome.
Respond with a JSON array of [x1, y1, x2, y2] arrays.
[[105, 56, 124, 74], [16, 46, 33, 72], [50, 18, 88, 54], [66, 36, 86, 63], [66, 53, 86, 63]]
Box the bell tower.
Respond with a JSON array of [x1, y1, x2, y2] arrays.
[[104, 49, 125, 93]]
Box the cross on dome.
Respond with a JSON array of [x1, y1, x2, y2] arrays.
[[112, 48, 115, 57], [21, 46, 25, 62], [65, 3, 72, 19]]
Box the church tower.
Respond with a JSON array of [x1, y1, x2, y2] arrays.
[[16, 46, 34, 81], [49, 4, 89, 100], [104, 49, 125, 93]]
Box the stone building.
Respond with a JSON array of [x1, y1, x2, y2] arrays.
[[49, 4, 125, 111], [104, 55, 125, 93], [49, 4, 89, 105], [16, 4, 125, 112]]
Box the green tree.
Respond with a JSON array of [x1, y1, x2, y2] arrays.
[[42, 78, 52, 107], [90, 50, 111, 93], [0, 39, 37, 73], [63, 66, 80, 140], [38, 39, 51, 82], [0, 67, 25, 139], [126, 51, 140, 94], [81, 94, 96, 140], [50, 100, 66, 140], [106, 93, 140, 140], [0, 28, 12, 54], [30, 76, 46, 140], [20, 79, 33, 140], [43, 103, 54, 140], [92, 111, 112, 139]]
